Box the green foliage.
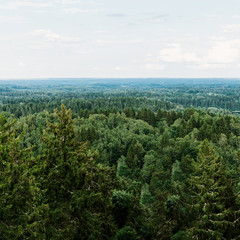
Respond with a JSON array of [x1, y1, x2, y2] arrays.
[[117, 156, 131, 178], [114, 226, 139, 240], [39, 105, 117, 239], [112, 190, 132, 228], [0, 114, 45, 239], [171, 231, 190, 240], [140, 184, 154, 204], [187, 140, 240, 239], [171, 160, 185, 182], [140, 150, 157, 184], [126, 138, 145, 169]]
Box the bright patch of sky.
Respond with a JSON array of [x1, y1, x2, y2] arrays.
[[1, 0, 240, 78]]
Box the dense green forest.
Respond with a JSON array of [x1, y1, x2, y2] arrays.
[[1, 79, 240, 239]]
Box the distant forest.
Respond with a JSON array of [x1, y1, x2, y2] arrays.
[[0, 79, 240, 239]]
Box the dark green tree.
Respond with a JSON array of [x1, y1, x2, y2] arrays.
[[40, 105, 117, 239], [0, 113, 45, 239], [114, 226, 139, 240], [126, 138, 145, 170], [187, 140, 240, 239]]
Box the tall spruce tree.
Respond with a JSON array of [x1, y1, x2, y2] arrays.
[[0, 113, 45, 239], [187, 140, 240, 239], [40, 105, 117, 239]]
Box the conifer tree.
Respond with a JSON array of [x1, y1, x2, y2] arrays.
[[126, 138, 145, 169], [187, 140, 240, 239], [40, 105, 117, 239], [0, 113, 45, 239]]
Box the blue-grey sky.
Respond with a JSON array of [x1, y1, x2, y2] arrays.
[[1, 0, 240, 78]]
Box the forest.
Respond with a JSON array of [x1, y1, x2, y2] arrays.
[[0, 79, 240, 239]]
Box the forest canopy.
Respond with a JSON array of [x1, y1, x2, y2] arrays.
[[0, 79, 240, 239]]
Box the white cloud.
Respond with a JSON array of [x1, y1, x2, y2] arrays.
[[30, 29, 82, 43], [147, 40, 240, 70], [202, 42, 239, 64], [114, 66, 121, 71], [158, 44, 200, 63], [145, 63, 165, 70], [18, 62, 25, 67], [190, 39, 240, 69], [223, 23, 240, 33]]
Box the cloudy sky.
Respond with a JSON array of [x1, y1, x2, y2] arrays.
[[1, 0, 240, 78]]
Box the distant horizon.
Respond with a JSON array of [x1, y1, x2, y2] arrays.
[[1, 77, 240, 81], [1, 77, 240, 86]]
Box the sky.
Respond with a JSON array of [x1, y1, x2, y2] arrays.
[[1, 0, 240, 78]]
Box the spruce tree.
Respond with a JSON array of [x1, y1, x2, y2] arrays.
[[0, 114, 45, 239], [187, 140, 240, 239], [40, 105, 117, 239], [126, 139, 145, 170]]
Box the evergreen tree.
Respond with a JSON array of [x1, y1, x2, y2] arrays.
[[40, 105, 117, 239], [0, 114, 45, 239], [187, 140, 240, 239], [126, 138, 145, 170]]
